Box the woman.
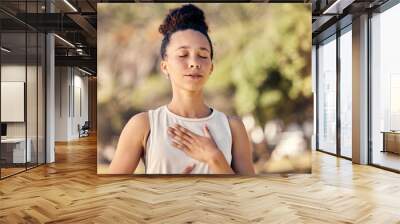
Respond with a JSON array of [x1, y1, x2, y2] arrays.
[[109, 4, 255, 174]]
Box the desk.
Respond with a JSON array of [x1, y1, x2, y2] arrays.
[[1, 138, 31, 163], [381, 131, 400, 155]]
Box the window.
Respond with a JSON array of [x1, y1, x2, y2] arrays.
[[339, 26, 352, 158], [371, 2, 400, 171], [317, 35, 337, 154]]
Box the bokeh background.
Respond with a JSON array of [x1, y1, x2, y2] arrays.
[[97, 3, 312, 174]]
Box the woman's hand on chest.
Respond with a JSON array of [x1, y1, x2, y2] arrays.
[[167, 124, 222, 164]]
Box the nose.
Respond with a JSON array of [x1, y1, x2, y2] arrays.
[[189, 58, 201, 69]]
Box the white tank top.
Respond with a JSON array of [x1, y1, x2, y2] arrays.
[[145, 105, 232, 174]]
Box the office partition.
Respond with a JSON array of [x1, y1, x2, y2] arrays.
[[0, 1, 47, 179]]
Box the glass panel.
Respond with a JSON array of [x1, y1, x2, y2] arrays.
[[1, 30, 27, 177], [317, 35, 337, 154], [27, 30, 38, 169], [312, 45, 317, 151], [38, 32, 45, 165], [26, 0, 39, 170], [0, 1, 46, 178], [371, 4, 400, 171], [339, 27, 352, 158]]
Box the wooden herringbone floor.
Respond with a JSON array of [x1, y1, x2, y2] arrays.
[[1, 135, 400, 224]]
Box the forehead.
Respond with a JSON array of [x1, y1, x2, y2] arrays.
[[168, 29, 211, 51]]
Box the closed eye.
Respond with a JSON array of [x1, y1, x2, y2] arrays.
[[178, 54, 208, 59]]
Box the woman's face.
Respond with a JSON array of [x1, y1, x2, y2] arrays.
[[161, 29, 213, 92]]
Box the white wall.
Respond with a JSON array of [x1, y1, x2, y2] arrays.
[[55, 67, 69, 141], [55, 67, 89, 141]]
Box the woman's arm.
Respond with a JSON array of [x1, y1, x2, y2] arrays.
[[228, 116, 256, 175], [206, 150, 235, 174], [108, 112, 149, 174]]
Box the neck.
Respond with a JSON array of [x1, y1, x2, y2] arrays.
[[168, 89, 210, 118]]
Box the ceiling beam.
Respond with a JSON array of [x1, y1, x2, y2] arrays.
[[322, 0, 356, 14], [55, 55, 96, 71], [67, 13, 97, 39]]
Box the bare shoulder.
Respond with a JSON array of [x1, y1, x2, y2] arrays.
[[125, 112, 149, 130], [110, 112, 149, 174], [121, 112, 150, 141], [227, 115, 246, 132], [119, 112, 150, 149]]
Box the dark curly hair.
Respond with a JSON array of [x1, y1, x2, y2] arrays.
[[159, 4, 213, 60]]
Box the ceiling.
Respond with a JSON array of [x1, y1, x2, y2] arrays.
[[312, 0, 390, 43], [0, 0, 97, 74]]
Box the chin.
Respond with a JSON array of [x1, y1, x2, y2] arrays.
[[182, 84, 204, 92]]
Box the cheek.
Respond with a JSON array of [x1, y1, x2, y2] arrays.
[[167, 61, 186, 80], [169, 59, 187, 71], [202, 61, 213, 73]]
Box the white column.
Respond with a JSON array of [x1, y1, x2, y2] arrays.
[[352, 14, 369, 164], [46, 1, 55, 163]]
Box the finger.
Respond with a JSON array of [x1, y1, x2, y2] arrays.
[[168, 126, 190, 139], [167, 127, 175, 136], [170, 133, 192, 147], [203, 124, 211, 138], [182, 164, 196, 174], [170, 125, 193, 139], [174, 124, 197, 138], [168, 129, 193, 147], [171, 140, 191, 153]]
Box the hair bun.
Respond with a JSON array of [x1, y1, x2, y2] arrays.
[[159, 4, 208, 36]]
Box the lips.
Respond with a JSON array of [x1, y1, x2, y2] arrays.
[[185, 73, 203, 78], [184, 73, 203, 79]]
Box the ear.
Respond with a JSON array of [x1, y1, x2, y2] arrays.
[[210, 63, 214, 75], [160, 60, 169, 78]]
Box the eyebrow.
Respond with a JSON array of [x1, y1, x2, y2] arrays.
[[176, 46, 210, 52]]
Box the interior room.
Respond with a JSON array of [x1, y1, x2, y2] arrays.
[[0, 0, 399, 223]]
